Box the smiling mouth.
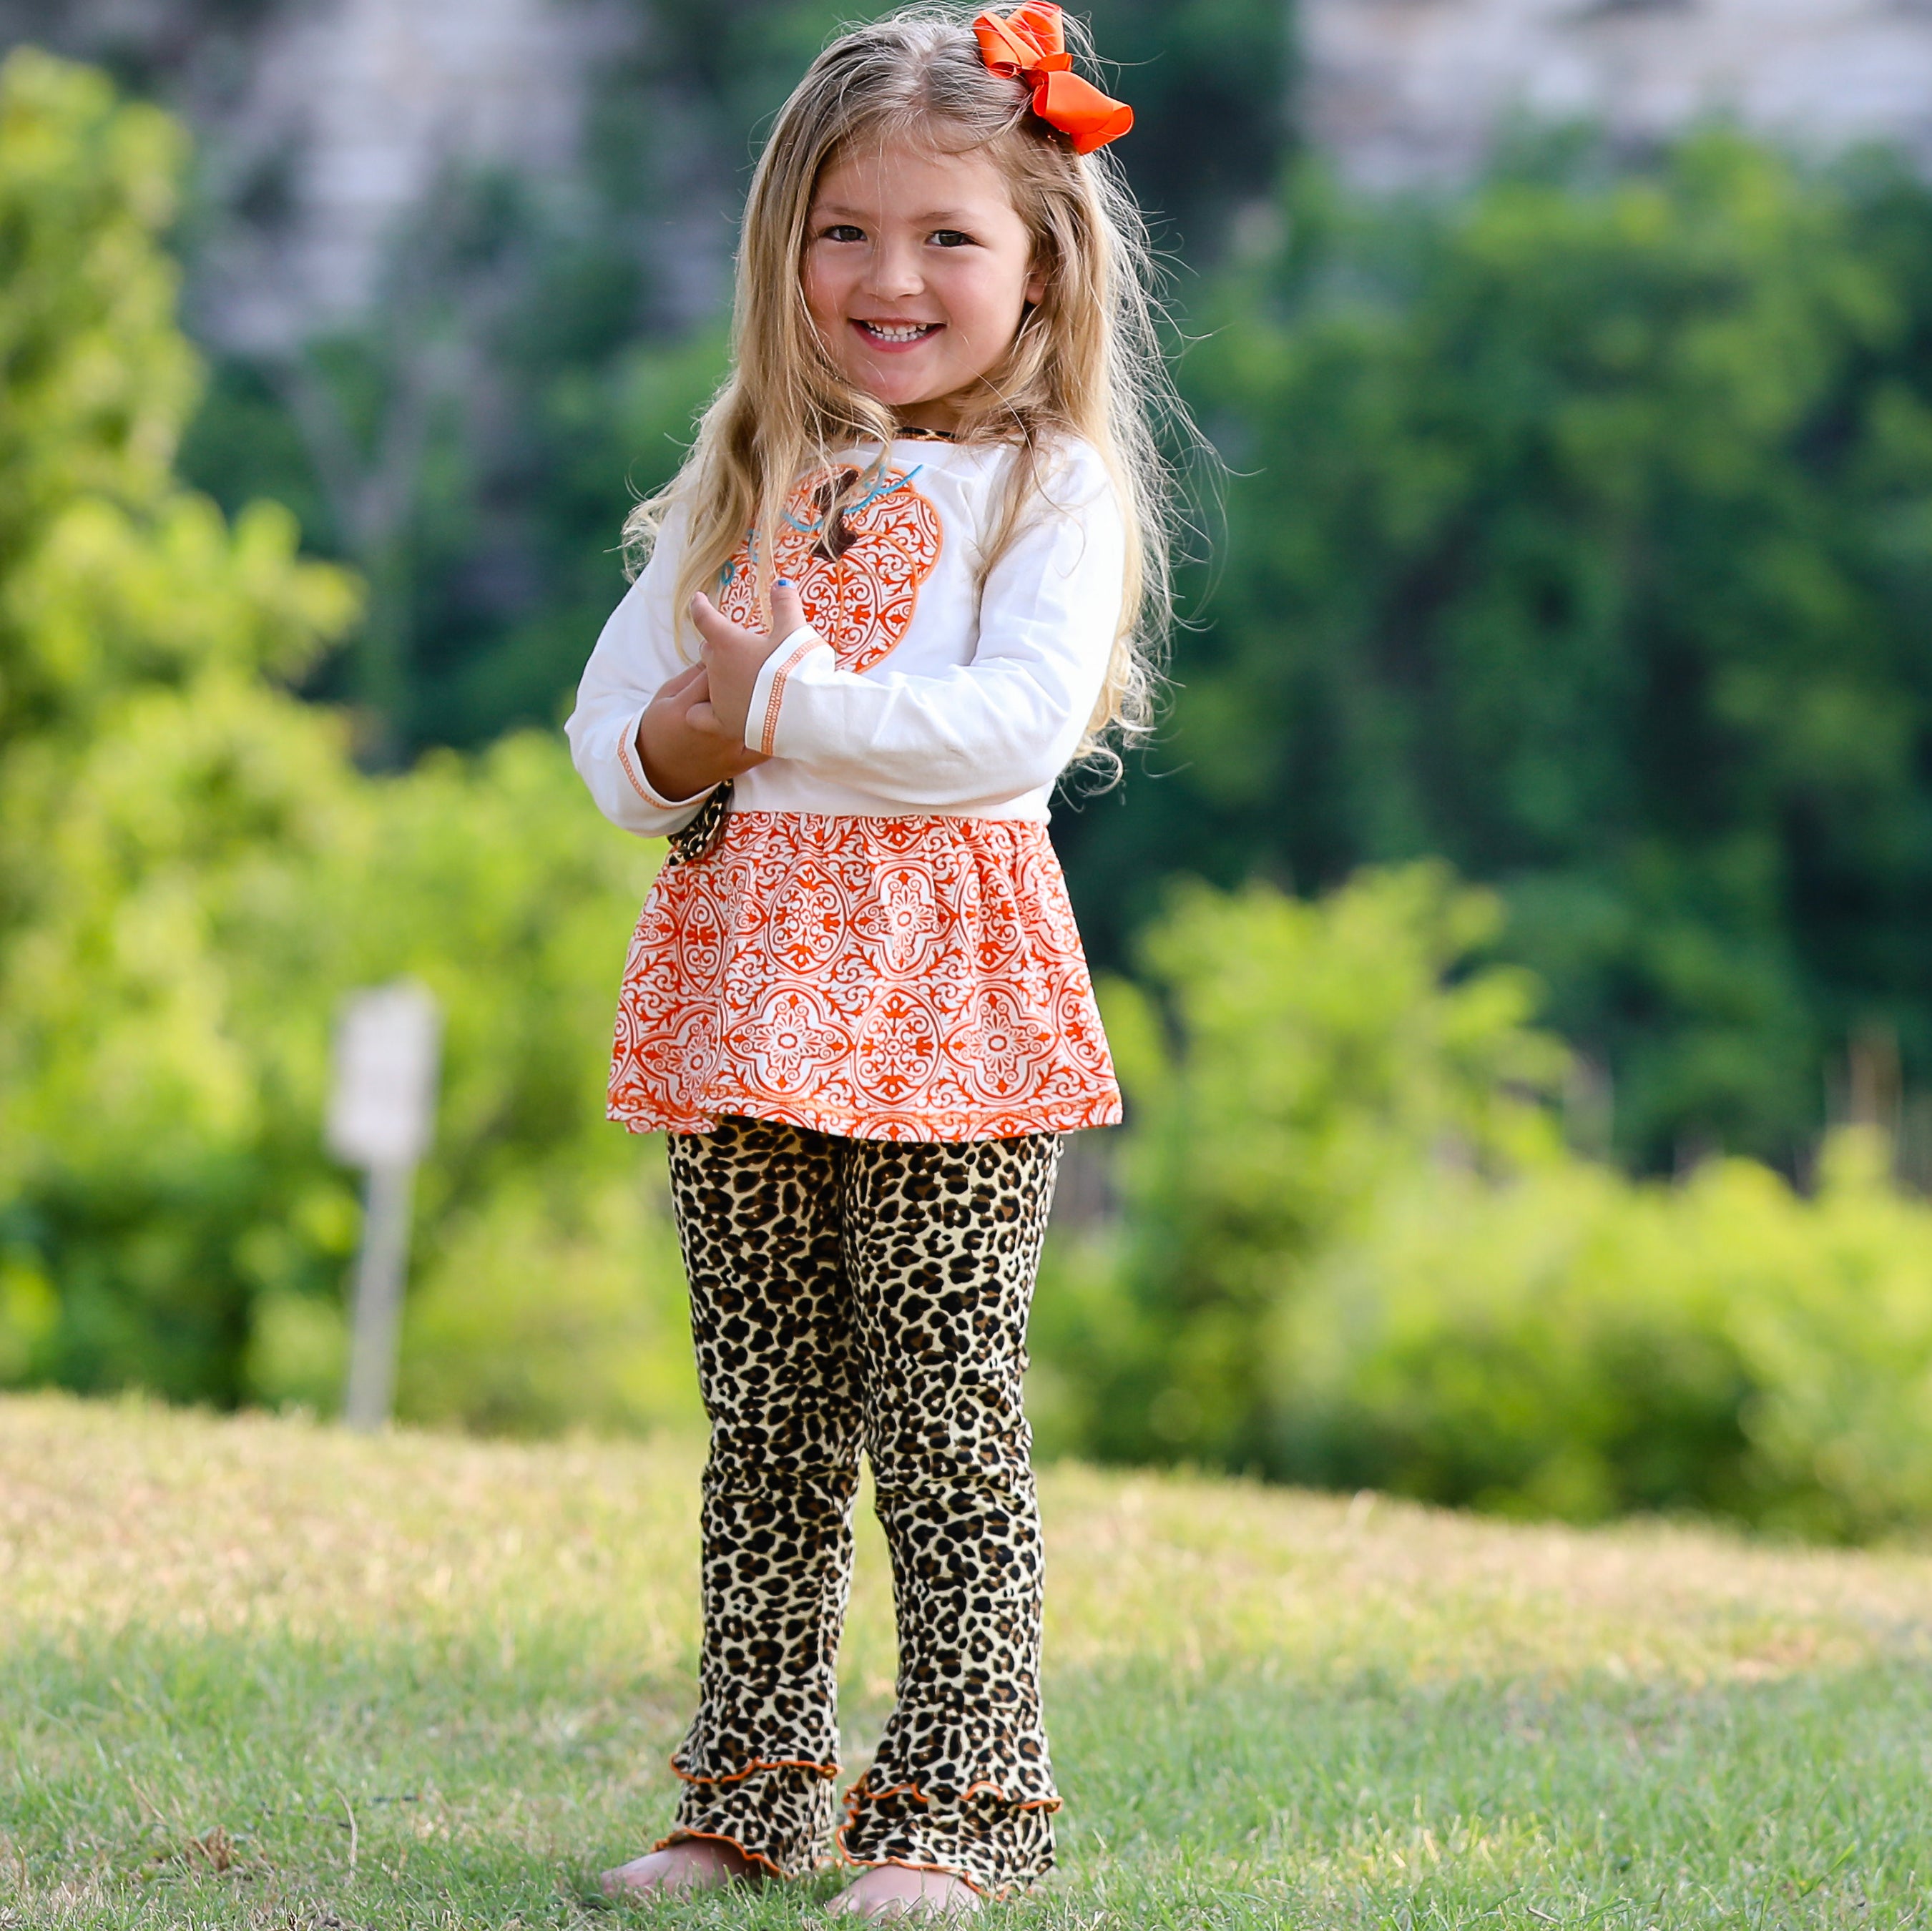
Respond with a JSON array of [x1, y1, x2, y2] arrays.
[[853, 320, 941, 347]]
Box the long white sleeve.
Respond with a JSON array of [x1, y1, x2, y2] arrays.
[[743, 451, 1127, 811], [565, 505, 720, 839]]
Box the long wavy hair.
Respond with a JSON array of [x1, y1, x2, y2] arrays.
[[622, 3, 1190, 767]]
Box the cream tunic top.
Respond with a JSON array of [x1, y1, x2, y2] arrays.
[[567, 436, 1126, 828], [566, 435, 1127, 1143]]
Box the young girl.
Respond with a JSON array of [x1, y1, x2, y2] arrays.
[[567, 2, 1177, 1914]]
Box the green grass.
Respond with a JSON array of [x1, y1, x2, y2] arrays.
[[5, 1394, 1932, 1927]]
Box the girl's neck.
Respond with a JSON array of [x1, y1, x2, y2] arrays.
[[893, 401, 963, 437]]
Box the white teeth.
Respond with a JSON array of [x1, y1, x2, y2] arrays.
[[863, 322, 934, 342]]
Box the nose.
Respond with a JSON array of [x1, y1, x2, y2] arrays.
[[861, 234, 923, 303]]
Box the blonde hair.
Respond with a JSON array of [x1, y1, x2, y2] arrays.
[[623, 2, 1192, 769]]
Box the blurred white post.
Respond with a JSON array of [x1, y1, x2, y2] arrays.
[[326, 981, 442, 1430]]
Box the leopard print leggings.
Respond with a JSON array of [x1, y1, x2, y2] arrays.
[[658, 1116, 1063, 1898]]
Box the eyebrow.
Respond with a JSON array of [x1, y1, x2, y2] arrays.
[[810, 201, 986, 225]]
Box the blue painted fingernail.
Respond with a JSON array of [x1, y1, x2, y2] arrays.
[[774, 576, 793, 588]]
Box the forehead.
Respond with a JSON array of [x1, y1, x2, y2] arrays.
[[810, 134, 1019, 220]]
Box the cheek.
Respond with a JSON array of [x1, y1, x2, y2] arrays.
[[801, 254, 846, 330], [945, 262, 1031, 343]]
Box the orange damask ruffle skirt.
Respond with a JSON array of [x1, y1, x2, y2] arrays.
[[608, 810, 1122, 1143]]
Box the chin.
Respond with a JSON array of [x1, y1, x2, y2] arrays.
[[838, 361, 941, 407], [852, 383, 933, 413]]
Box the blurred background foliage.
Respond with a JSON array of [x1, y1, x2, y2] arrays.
[[168, 0, 1290, 762], [0, 50, 694, 1438], [9, 0, 1932, 1542], [1082, 135, 1932, 1174], [1034, 868, 1932, 1543]]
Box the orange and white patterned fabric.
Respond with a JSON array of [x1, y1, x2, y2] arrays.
[[609, 811, 1119, 1141], [568, 436, 1127, 1141]]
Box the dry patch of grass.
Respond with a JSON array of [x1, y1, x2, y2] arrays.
[[4, 1392, 1931, 1927]]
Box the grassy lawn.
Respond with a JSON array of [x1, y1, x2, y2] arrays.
[[4, 1394, 1931, 1927]]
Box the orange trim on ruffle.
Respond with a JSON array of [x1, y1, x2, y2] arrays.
[[668, 1751, 840, 1786], [834, 1770, 1059, 1901], [845, 1774, 1061, 1812], [649, 1827, 785, 1882]]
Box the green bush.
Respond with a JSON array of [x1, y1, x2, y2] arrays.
[[1044, 864, 1567, 1471], [1067, 132, 1932, 1169], [1274, 1128, 1932, 1541], [226, 731, 701, 1438], [1036, 868, 1932, 1541], [0, 51, 697, 1435]]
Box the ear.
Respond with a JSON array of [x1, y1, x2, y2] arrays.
[[1024, 262, 1047, 307]]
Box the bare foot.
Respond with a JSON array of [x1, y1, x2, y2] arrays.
[[600, 1837, 764, 1897], [825, 1864, 981, 1920]]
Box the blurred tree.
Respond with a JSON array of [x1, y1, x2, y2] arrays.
[[0, 45, 361, 1395], [1267, 1124, 1932, 1541], [1036, 865, 1567, 1471], [1032, 871, 1932, 1543], [169, 0, 1291, 761], [0, 51, 697, 1429], [1061, 136, 1932, 1168], [177, 178, 732, 760]]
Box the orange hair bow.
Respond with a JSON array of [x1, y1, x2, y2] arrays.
[[973, 2, 1133, 155]]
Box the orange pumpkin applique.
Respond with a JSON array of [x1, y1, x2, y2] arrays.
[[717, 463, 943, 673]]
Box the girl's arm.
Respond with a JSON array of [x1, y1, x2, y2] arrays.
[[567, 510, 763, 837], [707, 456, 1129, 812]]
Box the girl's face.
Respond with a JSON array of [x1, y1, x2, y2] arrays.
[[803, 134, 1046, 434]]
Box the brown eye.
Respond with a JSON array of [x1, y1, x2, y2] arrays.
[[930, 230, 974, 248], [822, 224, 865, 243]]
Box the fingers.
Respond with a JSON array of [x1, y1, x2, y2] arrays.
[[649, 661, 707, 709], [695, 702, 753, 745], [691, 717, 768, 775], [770, 577, 807, 642], [656, 660, 707, 699], [689, 592, 737, 654], [691, 583, 810, 651]]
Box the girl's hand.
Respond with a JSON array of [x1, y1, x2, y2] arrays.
[[635, 661, 768, 802], [690, 581, 810, 747]]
